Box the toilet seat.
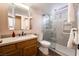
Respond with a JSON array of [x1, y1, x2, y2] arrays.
[[39, 40, 51, 47], [40, 40, 51, 45]]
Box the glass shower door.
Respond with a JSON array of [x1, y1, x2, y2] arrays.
[[54, 5, 76, 56], [42, 14, 56, 49]]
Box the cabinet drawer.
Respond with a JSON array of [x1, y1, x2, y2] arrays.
[[2, 44, 16, 54], [17, 38, 37, 48]]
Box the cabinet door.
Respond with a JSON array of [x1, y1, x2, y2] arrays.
[[23, 44, 37, 56], [3, 50, 19, 56], [0, 47, 2, 56], [2, 44, 16, 54], [1, 44, 19, 56]]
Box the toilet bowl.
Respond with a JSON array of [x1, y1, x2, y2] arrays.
[[39, 40, 51, 55], [40, 40, 51, 48]]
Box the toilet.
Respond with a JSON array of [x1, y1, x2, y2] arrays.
[[39, 40, 51, 55]]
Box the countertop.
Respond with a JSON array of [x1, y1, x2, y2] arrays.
[[0, 34, 38, 47]]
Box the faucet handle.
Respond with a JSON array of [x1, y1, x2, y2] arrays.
[[22, 31, 24, 36]]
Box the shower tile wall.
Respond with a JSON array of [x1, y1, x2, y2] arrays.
[[42, 14, 56, 48], [42, 14, 54, 42]]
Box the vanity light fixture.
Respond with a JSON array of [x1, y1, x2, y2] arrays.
[[14, 3, 29, 10]]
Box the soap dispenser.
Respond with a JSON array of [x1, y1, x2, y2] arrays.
[[12, 31, 15, 37]]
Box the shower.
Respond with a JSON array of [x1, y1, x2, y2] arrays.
[[42, 14, 56, 49], [42, 3, 77, 56]]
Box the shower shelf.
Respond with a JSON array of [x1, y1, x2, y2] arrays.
[[50, 38, 56, 42], [63, 32, 70, 34]]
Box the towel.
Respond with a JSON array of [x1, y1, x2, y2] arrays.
[[67, 28, 78, 49]]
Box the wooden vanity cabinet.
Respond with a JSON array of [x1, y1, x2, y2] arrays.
[[17, 38, 37, 56], [0, 38, 37, 56]]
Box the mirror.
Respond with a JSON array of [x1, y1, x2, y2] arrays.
[[8, 3, 31, 30], [8, 4, 15, 30], [15, 16, 21, 30], [21, 16, 32, 30], [14, 4, 30, 30]]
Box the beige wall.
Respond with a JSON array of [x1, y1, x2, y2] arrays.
[[31, 9, 43, 41], [0, 3, 9, 35]]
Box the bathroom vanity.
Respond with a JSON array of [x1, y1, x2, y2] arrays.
[[0, 34, 38, 56]]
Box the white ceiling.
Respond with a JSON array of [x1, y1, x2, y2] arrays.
[[8, 3, 68, 16], [24, 3, 67, 14]]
